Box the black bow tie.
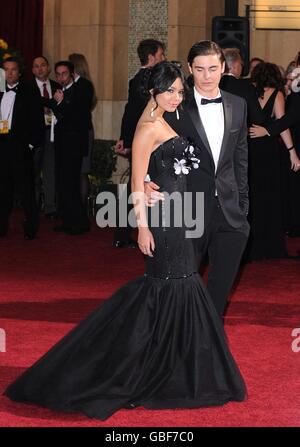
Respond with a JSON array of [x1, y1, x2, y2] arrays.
[[201, 97, 222, 105], [6, 85, 18, 93]]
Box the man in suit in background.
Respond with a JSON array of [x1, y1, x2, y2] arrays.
[[148, 41, 250, 317], [47, 61, 90, 235], [220, 47, 265, 126], [30, 56, 60, 219], [113, 38, 165, 248], [0, 57, 42, 239]]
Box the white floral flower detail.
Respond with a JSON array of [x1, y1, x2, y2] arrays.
[[174, 158, 190, 175], [185, 144, 195, 155], [174, 142, 200, 175]]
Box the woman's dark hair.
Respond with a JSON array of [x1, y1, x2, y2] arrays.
[[251, 62, 284, 98], [187, 40, 225, 66], [141, 61, 186, 111]]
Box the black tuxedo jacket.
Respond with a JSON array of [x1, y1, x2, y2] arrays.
[[27, 78, 60, 141], [219, 75, 265, 125], [28, 78, 60, 99], [0, 82, 43, 154], [120, 68, 149, 148], [74, 76, 94, 131], [46, 82, 91, 155], [165, 89, 249, 230]]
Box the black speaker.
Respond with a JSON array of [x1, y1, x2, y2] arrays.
[[212, 16, 250, 76]]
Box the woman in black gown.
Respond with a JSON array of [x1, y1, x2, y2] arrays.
[[246, 62, 299, 261], [4, 62, 246, 421]]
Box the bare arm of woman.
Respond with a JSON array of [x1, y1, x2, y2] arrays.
[[131, 124, 157, 257], [273, 91, 300, 172]]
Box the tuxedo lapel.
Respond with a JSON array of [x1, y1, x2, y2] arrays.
[[217, 91, 232, 172], [50, 80, 59, 96], [9, 90, 20, 132], [185, 93, 214, 160]]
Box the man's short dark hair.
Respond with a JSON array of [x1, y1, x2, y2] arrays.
[[54, 60, 74, 74], [32, 55, 49, 66], [187, 40, 225, 66], [1, 56, 21, 70], [137, 39, 165, 66]]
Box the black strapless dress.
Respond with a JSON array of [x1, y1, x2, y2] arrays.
[[4, 136, 246, 420]]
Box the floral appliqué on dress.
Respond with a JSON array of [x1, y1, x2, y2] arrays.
[[174, 143, 200, 175]]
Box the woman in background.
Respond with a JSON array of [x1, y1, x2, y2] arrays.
[[69, 53, 97, 211], [247, 62, 298, 260]]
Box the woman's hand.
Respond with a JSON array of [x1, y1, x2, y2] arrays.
[[144, 181, 164, 207], [248, 124, 268, 138], [289, 149, 300, 172], [138, 227, 155, 257]]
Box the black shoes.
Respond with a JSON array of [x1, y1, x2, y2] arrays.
[[53, 225, 68, 232], [67, 226, 90, 235], [286, 229, 300, 238], [53, 225, 90, 235], [23, 221, 38, 240], [45, 212, 59, 220], [0, 223, 37, 239], [24, 231, 36, 240], [113, 238, 138, 248]]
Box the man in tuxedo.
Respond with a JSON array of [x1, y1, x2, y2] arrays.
[[0, 57, 42, 239], [47, 61, 90, 235], [113, 38, 165, 248], [29, 56, 60, 219], [148, 41, 250, 317]]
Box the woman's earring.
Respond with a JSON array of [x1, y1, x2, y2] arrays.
[[176, 108, 179, 120]]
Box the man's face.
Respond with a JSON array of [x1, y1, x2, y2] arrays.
[[231, 58, 243, 78], [153, 46, 165, 65], [189, 53, 224, 97], [55, 65, 73, 87], [32, 57, 50, 81], [148, 46, 166, 67], [3, 61, 20, 86]]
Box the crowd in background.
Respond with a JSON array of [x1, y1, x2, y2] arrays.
[[1, 41, 300, 262]]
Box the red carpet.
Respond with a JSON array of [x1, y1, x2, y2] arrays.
[[0, 210, 300, 427]]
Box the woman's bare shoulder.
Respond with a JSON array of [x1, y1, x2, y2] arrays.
[[135, 119, 163, 139]]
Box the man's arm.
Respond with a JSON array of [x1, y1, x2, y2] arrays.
[[234, 99, 249, 216]]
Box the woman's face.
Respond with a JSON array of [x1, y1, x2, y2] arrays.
[[156, 77, 184, 112]]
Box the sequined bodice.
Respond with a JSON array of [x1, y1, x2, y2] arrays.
[[145, 136, 198, 279]]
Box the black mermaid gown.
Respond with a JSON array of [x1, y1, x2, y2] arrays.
[[4, 136, 246, 420]]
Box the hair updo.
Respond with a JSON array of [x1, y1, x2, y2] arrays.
[[141, 61, 186, 110]]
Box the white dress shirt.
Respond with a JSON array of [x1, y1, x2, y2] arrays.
[[35, 78, 52, 99], [0, 83, 18, 129], [194, 87, 224, 172]]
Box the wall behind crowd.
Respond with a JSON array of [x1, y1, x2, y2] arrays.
[[43, 0, 224, 141], [43, 0, 300, 142]]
